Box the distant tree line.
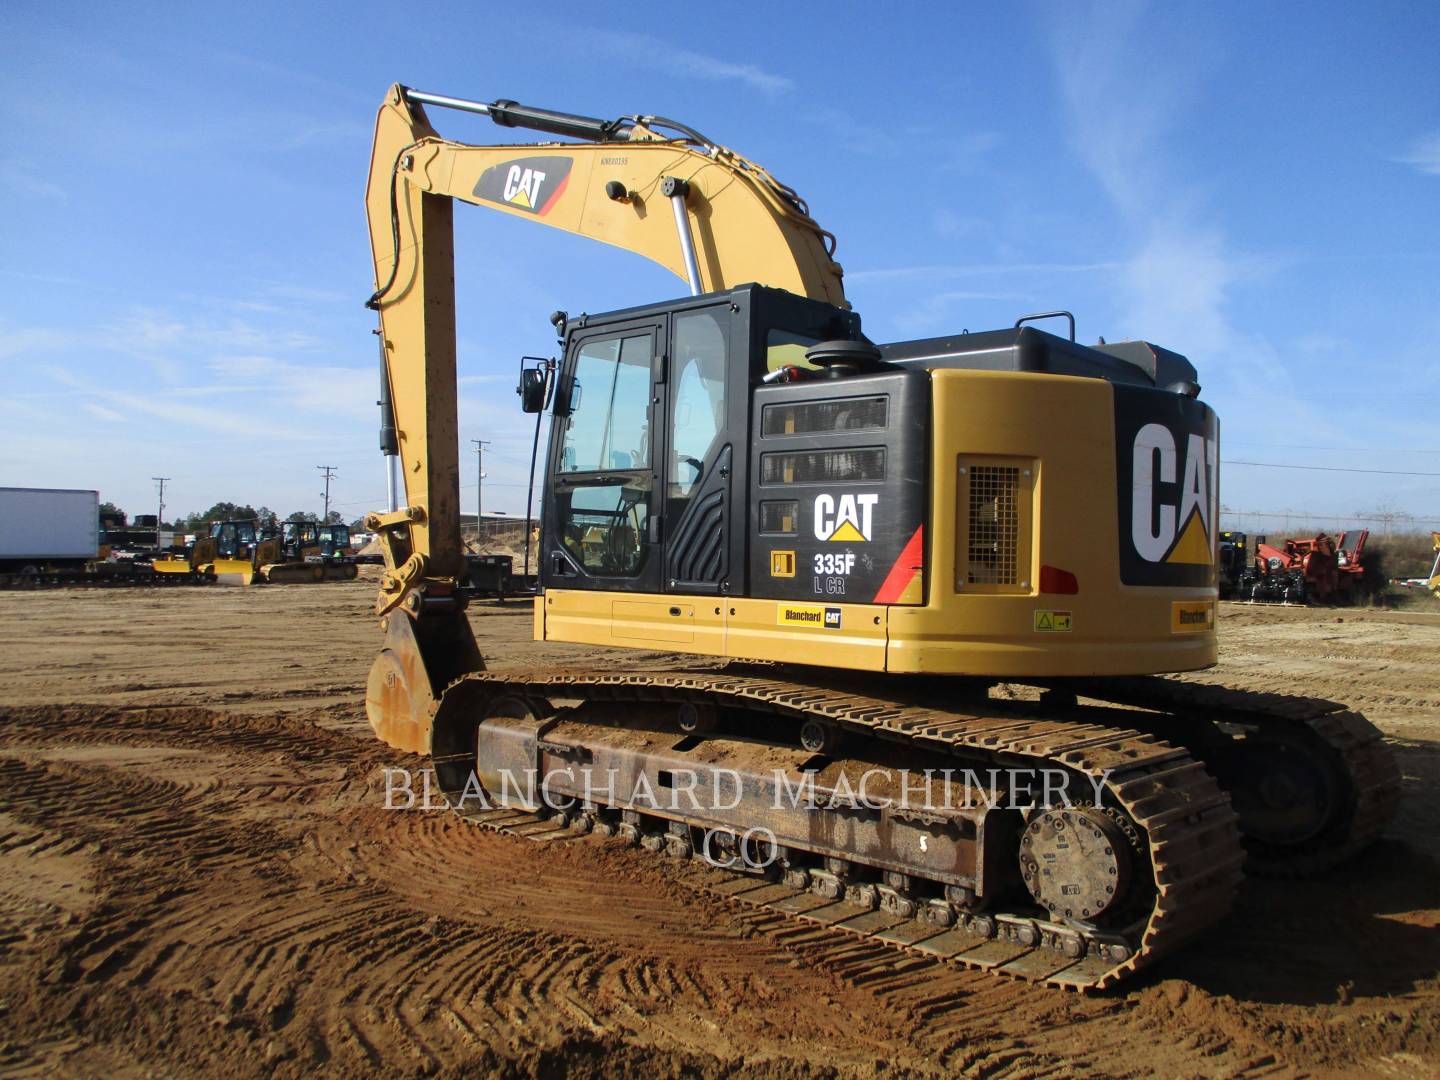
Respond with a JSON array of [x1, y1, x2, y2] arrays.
[[98, 501, 351, 531]]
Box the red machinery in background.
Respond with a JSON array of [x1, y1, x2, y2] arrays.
[[1242, 530, 1369, 603]]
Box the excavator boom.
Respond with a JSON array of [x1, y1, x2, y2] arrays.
[[369, 87, 845, 306], [364, 84, 845, 613]]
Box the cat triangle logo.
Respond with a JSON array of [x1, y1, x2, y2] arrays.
[[813, 493, 878, 543], [1166, 508, 1212, 565], [473, 157, 574, 218]]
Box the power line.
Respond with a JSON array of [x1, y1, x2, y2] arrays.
[[1224, 441, 1440, 454], [317, 465, 337, 520], [1222, 460, 1440, 478], [472, 440, 490, 524], [1223, 509, 1440, 525], [151, 477, 170, 526]]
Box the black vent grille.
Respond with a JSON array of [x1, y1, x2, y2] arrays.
[[759, 500, 799, 535], [760, 448, 885, 485], [762, 396, 888, 437], [667, 445, 731, 586], [966, 465, 1020, 585]]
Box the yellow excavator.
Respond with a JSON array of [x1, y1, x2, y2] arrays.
[[361, 85, 1397, 990]]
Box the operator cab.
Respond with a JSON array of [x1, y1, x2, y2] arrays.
[[527, 285, 916, 601], [317, 523, 351, 557], [210, 520, 258, 559], [525, 284, 1203, 608]]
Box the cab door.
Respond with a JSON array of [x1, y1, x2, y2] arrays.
[[541, 317, 665, 596], [662, 303, 735, 594]]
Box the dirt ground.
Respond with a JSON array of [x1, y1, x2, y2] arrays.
[[0, 581, 1436, 1078]]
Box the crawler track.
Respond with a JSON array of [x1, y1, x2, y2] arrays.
[[1066, 676, 1400, 877], [430, 670, 1247, 991]]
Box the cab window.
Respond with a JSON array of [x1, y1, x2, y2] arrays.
[[560, 483, 649, 577], [561, 335, 652, 473], [669, 310, 728, 499]]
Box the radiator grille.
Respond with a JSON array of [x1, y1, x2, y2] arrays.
[[762, 396, 888, 437], [966, 465, 1021, 585], [760, 448, 885, 485]]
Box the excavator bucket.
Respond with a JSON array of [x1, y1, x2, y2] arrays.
[[366, 609, 484, 754]]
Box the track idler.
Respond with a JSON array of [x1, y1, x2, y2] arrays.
[[1061, 676, 1400, 879]]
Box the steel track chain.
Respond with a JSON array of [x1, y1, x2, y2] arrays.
[[1061, 676, 1399, 878], [430, 669, 1245, 990]]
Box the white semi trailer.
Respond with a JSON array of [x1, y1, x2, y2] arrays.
[[0, 487, 99, 573]]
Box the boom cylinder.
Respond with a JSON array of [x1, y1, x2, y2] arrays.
[[663, 176, 703, 295], [376, 327, 400, 512], [402, 88, 627, 142]]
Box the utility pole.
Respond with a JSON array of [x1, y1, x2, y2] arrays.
[[471, 440, 490, 541], [317, 465, 337, 522], [152, 476, 170, 527]]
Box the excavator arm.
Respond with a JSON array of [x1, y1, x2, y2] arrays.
[[363, 84, 845, 749]]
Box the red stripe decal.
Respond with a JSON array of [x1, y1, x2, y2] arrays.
[[872, 525, 924, 604], [538, 172, 570, 216]]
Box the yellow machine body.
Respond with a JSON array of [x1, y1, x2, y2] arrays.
[[536, 368, 1217, 676]]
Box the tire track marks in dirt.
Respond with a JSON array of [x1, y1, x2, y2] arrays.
[[0, 615, 1436, 1080], [0, 706, 993, 1076]]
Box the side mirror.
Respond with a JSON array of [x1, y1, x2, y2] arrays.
[[517, 355, 556, 414], [518, 368, 548, 413]]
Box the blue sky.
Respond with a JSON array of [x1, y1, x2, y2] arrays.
[[2, 1, 1437, 527]]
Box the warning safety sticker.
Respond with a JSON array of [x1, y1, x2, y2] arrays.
[[1033, 610, 1073, 632]]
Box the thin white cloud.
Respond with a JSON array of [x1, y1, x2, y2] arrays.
[[258, 281, 350, 305], [0, 160, 67, 201], [939, 132, 1002, 174], [847, 261, 1121, 285], [932, 210, 986, 239], [274, 119, 371, 151], [587, 30, 792, 95], [1039, 10, 1427, 516], [892, 290, 1032, 337], [0, 325, 85, 363], [82, 403, 125, 422], [107, 310, 322, 354], [1047, 7, 1260, 358], [1397, 131, 1440, 175], [44, 364, 299, 439], [206, 354, 375, 420]]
